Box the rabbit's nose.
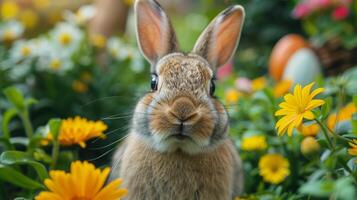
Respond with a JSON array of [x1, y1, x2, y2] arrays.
[[169, 97, 200, 124]]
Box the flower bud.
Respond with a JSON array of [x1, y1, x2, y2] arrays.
[[301, 136, 320, 156]]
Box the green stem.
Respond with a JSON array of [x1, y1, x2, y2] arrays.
[[315, 119, 334, 150], [20, 110, 33, 138], [317, 118, 354, 144], [51, 141, 60, 170]]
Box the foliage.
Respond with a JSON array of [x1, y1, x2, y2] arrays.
[[0, 0, 356, 199], [217, 68, 357, 199], [292, 0, 357, 49]]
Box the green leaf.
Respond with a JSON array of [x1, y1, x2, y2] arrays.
[[0, 164, 44, 190], [353, 95, 357, 107], [0, 138, 12, 150], [334, 177, 357, 200], [48, 119, 62, 140], [10, 137, 29, 146], [3, 87, 25, 111], [352, 114, 357, 135], [24, 98, 38, 107], [299, 180, 334, 197], [1, 108, 17, 139], [0, 151, 49, 181]]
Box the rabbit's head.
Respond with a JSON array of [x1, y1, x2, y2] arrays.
[[132, 0, 245, 154]]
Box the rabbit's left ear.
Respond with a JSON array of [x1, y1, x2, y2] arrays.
[[192, 5, 245, 70]]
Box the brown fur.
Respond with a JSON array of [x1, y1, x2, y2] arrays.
[[119, 133, 240, 200], [111, 1, 245, 199]]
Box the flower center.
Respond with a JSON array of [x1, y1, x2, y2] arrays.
[[50, 59, 62, 70], [71, 197, 91, 200], [3, 30, 15, 41], [296, 105, 306, 114], [270, 164, 279, 173], [59, 33, 72, 45], [21, 46, 31, 56]]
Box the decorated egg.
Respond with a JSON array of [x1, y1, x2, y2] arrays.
[[282, 48, 322, 86], [269, 34, 309, 81]]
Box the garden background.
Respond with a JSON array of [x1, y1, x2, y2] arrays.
[[0, 0, 357, 199]]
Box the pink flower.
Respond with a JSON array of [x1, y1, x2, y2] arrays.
[[317, 0, 331, 8], [308, 0, 330, 10], [235, 77, 252, 93], [217, 60, 233, 80], [331, 6, 349, 20], [292, 3, 311, 18]]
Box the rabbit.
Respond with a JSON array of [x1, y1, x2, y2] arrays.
[[111, 0, 245, 199]]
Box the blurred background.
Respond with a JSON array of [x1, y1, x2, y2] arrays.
[[0, 0, 357, 198]]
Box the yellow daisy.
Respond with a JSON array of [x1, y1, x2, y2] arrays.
[[297, 123, 319, 137], [275, 82, 325, 136], [348, 139, 357, 156], [35, 161, 128, 200], [241, 135, 267, 151], [72, 80, 88, 93], [327, 103, 357, 130], [90, 33, 107, 49], [46, 116, 107, 148], [225, 89, 241, 105], [273, 79, 292, 98], [301, 136, 320, 156], [1, 0, 19, 20], [259, 154, 290, 184], [251, 76, 267, 92]]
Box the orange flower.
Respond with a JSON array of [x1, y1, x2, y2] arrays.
[[327, 103, 357, 130]]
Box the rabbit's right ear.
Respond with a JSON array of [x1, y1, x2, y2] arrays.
[[192, 5, 245, 71], [135, 0, 179, 66]]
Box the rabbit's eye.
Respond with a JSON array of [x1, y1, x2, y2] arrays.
[[210, 79, 215, 96], [151, 74, 159, 91]]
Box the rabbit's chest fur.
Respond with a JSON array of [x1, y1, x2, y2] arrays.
[[119, 134, 236, 200]]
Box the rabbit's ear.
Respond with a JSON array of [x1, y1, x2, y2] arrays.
[[135, 0, 179, 65], [192, 5, 245, 70]]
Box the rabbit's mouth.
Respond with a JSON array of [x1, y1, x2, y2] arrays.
[[170, 133, 189, 140]]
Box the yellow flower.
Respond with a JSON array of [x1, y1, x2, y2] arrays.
[[34, 0, 50, 10], [241, 135, 267, 151], [19, 9, 39, 29], [56, 116, 107, 148], [251, 76, 266, 91], [1, 1, 19, 20], [21, 46, 32, 57], [297, 123, 319, 137], [59, 33, 73, 46], [225, 89, 241, 105], [49, 59, 62, 70], [72, 80, 88, 93], [327, 103, 357, 130], [90, 33, 107, 49], [348, 139, 357, 156], [2, 30, 15, 41], [275, 82, 325, 136], [301, 136, 320, 156], [273, 79, 292, 98], [35, 161, 128, 200], [259, 154, 290, 184], [80, 71, 93, 82]]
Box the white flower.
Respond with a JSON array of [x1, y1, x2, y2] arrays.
[[63, 4, 97, 25], [10, 40, 35, 62], [0, 20, 24, 41], [107, 37, 135, 60], [127, 47, 144, 73], [50, 22, 83, 54], [37, 43, 73, 74]]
